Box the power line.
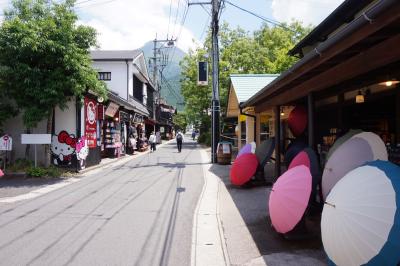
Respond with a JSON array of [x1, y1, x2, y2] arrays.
[[171, 0, 181, 38], [167, 1, 188, 67], [167, 0, 173, 38], [223, 0, 296, 32]]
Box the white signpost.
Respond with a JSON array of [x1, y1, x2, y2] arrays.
[[0, 135, 13, 171], [21, 134, 52, 167]]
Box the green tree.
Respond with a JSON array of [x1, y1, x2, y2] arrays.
[[173, 112, 188, 132], [180, 22, 311, 133], [0, 0, 107, 165]]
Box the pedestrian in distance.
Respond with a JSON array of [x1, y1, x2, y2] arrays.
[[149, 131, 156, 152], [176, 130, 184, 152], [192, 131, 196, 140]]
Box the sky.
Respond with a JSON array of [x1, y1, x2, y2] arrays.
[[0, 0, 345, 52]]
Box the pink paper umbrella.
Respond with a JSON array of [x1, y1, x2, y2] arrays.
[[230, 153, 259, 186], [0, 169, 3, 177], [269, 165, 312, 233]]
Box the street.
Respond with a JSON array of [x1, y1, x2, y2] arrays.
[[0, 139, 204, 266]]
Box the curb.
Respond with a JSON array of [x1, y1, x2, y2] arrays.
[[191, 148, 230, 266]]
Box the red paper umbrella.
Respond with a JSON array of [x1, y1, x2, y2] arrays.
[[230, 153, 259, 186], [288, 106, 307, 137]]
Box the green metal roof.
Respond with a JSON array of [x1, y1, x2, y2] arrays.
[[230, 74, 279, 103]]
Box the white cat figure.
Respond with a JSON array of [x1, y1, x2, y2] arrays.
[[76, 136, 89, 169], [51, 131, 76, 166]]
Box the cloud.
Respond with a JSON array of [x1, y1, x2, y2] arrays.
[[271, 0, 345, 26], [77, 0, 199, 52]]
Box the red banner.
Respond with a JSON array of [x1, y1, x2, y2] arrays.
[[85, 97, 97, 148]]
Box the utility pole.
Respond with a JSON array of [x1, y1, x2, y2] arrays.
[[187, 0, 220, 163], [211, 0, 220, 163], [150, 36, 176, 131]]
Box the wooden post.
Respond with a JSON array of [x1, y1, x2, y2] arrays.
[[338, 93, 344, 132], [274, 105, 281, 179], [396, 91, 400, 143], [256, 113, 261, 146], [237, 115, 242, 151], [308, 93, 315, 149]]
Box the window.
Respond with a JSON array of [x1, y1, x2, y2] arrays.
[[98, 72, 111, 81]]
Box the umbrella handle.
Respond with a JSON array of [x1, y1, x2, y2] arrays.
[[324, 201, 336, 208]]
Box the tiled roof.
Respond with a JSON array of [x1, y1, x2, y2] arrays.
[[230, 74, 279, 103], [90, 50, 142, 60]]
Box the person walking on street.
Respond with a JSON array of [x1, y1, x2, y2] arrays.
[[176, 130, 184, 152], [149, 132, 156, 152], [191, 131, 196, 140]]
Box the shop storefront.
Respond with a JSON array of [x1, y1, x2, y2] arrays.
[[242, 0, 400, 178], [102, 102, 123, 158]]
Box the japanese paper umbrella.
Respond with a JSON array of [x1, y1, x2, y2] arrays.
[[351, 131, 388, 160], [269, 165, 312, 234], [289, 148, 321, 196], [326, 129, 362, 161], [230, 153, 259, 186], [237, 143, 252, 158], [288, 106, 307, 137], [255, 138, 275, 168], [322, 160, 400, 266], [322, 137, 373, 200], [0, 169, 3, 177]]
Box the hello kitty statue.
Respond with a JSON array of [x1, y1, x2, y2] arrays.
[[51, 131, 77, 166], [76, 136, 89, 170]]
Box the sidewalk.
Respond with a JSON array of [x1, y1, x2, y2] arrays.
[[197, 147, 327, 266]]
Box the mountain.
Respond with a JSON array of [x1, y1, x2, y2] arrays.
[[141, 41, 186, 111]]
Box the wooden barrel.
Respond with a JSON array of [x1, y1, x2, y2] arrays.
[[217, 142, 232, 165]]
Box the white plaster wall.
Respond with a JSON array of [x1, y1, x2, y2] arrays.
[[2, 113, 47, 164], [92, 61, 130, 100], [54, 99, 77, 137], [143, 83, 147, 106]]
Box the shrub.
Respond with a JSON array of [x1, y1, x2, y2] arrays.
[[26, 166, 62, 178], [45, 166, 62, 178], [198, 132, 211, 147], [27, 167, 47, 177]]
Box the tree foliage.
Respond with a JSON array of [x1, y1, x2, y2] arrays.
[[180, 21, 311, 132], [173, 112, 188, 132], [0, 0, 107, 129]]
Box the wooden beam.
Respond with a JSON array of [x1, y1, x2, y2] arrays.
[[255, 34, 400, 112], [274, 106, 281, 180], [308, 93, 315, 149], [396, 90, 400, 143], [252, 5, 400, 109]]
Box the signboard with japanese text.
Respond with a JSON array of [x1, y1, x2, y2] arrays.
[[0, 135, 12, 151], [105, 102, 119, 117], [85, 97, 97, 148]]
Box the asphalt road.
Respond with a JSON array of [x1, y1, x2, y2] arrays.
[[0, 138, 204, 266]]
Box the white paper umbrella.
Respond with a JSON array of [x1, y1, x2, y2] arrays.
[[322, 161, 400, 266], [351, 132, 388, 161]]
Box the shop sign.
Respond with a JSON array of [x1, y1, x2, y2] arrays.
[[0, 135, 12, 151], [105, 102, 119, 117], [85, 97, 97, 148], [133, 113, 144, 123], [120, 111, 130, 122], [160, 127, 165, 133], [97, 104, 104, 120]]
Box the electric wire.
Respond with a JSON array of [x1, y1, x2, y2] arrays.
[[223, 0, 296, 32], [167, 0, 174, 38]]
